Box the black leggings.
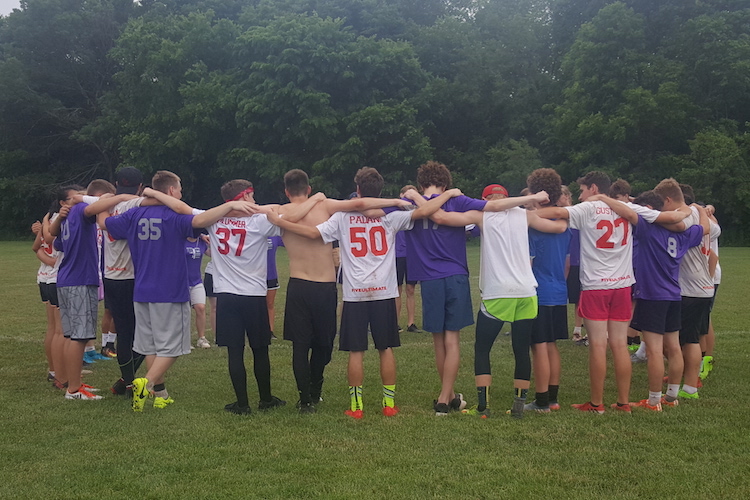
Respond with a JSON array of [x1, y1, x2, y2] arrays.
[[227, 345, 271, 407], [474, 310, 533, 381], [292, 343, 332, 404]]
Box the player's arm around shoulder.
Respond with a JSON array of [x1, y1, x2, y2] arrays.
[[410, 188, 462, 220], [266, 208, 322, 240], [586, 194, 638, 225], [527, 210, 568, 234]]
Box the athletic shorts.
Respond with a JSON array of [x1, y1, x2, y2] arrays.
[[531, 304, 568, 344], [283, 278, 337, 348], [58, 285, 98, 341], [266, 278, 280, 291], [396, 257, 417, 286], [630, 300, 681, 335], [134, 302, 191, 357], [339, 299, 400, 351], [204, 272, 216, 298], [189, 283, 206, 306], [679, 296, 712, 345], [578, 287, 632, 322], [39, 282, 59, 306], [709, 284, 719, 312], [482, 296, 538, 323], [566, 265, 581, 304], [421, 274, 474, 333], [216, 294, 270, 349]]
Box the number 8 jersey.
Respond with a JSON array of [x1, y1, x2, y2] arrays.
[[316, 210, 414, 302], [565, 201, 635, 291]]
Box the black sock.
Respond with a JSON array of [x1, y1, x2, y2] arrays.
[[227, 347, 249, 407], [536, 391, 549, 407], [153, 383, 165, 392], [251, 346, 272, 402], [309, 345, 332, 401], [477, 386, 488, 411], [549, 385, 559, 402], [515, 388, 528, 400]]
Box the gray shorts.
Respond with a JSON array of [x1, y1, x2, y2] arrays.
[[134, 302, 191, 357], [189, 283, 206, 306], [58, 285, 98, 341]]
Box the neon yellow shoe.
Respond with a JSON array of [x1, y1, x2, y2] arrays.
[[153, 396, 174, 409], [131, 377, 150, 412], [699, 356, 714, 380]]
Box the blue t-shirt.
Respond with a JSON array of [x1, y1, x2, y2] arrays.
[[106, 205, 196, 303], [568, 228, 580, 267], [55, 203, 99, 287], [529, 226, 571, 306]]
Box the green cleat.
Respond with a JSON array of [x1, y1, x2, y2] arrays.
[[699, 356, 714, 380], [461, 406, 491, 418], [678, 389, 699, 400], [131, 377, 150, 412], [153, 396, 174, 409]]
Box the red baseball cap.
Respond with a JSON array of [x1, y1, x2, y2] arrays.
[[481, 184, 509, 199]]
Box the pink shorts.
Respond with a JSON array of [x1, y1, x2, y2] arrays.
[[578, 288, 632, 322]]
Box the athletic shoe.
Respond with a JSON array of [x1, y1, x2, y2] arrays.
[[89, 351, 112, 361], [258, 396, 286, 410], [406, 324, 420, 333], [196, 337, 211, 349], [509, 397, 525, 419], [65, 388, 102, 400], [382, 406, 399, 417], [297, 401, 316, 414], [80, 383, 100, 393], [630, 353, 647, 363], [700, 356, 714, 379], [434, 402, 451, 416], [153, 396, 174, 409], [571, 402, 605, 414], [661, 396, 679, 407], [571, 332, 582, 343], [610, 403, 632, 413], [575, 337, 589, 346], [111, 378, 127, 395], [548, 402, 561, 411], [523, 400, 551, 413], [461, 406, 490, 418], [47, 372, 55, 382], [397, 326, 403, 333], [82, 351, 97, 364], [678, 389, 699, 400], [631, 399, 662, 411], [628, 344, 639, 352], [449, 393, 467, 412], [344, 409, 364, 419], [131, 377, 150, 412], [101, 346, 117, 358], [80, 369, 93, 375], [224, 402, 251, 415]]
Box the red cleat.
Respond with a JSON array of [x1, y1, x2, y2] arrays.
[[571, 402, 605, 414], [344, 409, 363, 419], [382, 406, 399, 417]]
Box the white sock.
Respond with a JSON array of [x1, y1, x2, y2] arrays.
[[648, 391, 661, 406], [573, 327, 582, 335], [666, 384, 680, 398], [84, 345, 95, 353], [49, 371, 55, 377], [682, 384, 698, 395], [635, 341, 647, 358]]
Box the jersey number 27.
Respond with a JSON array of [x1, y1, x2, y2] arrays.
[[595, 217, 629, 249]]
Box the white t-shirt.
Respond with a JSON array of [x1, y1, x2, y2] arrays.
[[102, 197, 144, 280], [565, 201, 634, 290], [316, 210, 413, 302], [208, 214, 280, 296], [37, 213, 62, 284], [679, 207, 719, 297], [626, 202, 659, 223], [479, 208, 537, 299], [710, 220, 722, 285]]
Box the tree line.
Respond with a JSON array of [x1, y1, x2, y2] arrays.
[[1, 0, 749, 240]]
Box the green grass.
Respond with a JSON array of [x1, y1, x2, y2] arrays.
[[1, 242, 749, 499]]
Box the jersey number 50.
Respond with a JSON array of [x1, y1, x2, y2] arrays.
[[350, 226, 388, 257]]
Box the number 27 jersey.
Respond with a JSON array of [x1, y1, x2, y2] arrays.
[[316, 210, 413, 302], [565, 201, 634, 291]]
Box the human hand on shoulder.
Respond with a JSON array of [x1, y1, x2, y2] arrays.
[[266, 207, 282, 225], [229, 200, 260, 216], [402, 189, 421, 202], [531, 190, 550, 204], [585, 194, 605, 203], [31, 221, 42, 235], [312, 192, 327, 202], [446, 188, 463, 198], [58, 206, 70, 219]]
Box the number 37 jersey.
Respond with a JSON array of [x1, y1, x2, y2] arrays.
[[317, 210, 414, 302], [565, 201, 635, 291]]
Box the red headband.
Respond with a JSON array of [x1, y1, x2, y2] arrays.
[[227, 186, 254, 202]]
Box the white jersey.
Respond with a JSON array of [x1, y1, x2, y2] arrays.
[[102, 197, 144, 280], [479, 208, 537, 299], [317, 210, 413, 302], [208, 214, 280, 296], [679, 207, 718, 297], [626, 202, 659, 223], [565, 201, 634, 290], [37, 213, 62, 284], [711, 227, 721, 284]]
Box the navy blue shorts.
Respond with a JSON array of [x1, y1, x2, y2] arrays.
[[679, 296, 711, 345], [630, 299, 681, 335], [420, 274, 474, 333], [531, 305, 568, 344]]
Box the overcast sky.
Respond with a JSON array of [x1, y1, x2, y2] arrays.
[[0, 0, 20, 16]]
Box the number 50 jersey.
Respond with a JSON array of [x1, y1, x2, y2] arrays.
[[316, 210, 414, 302]]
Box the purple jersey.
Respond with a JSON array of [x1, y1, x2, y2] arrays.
[[266, 235, 284, 281], [54, 203, 99, 287], [568, 228, 580, 267], [395, 230, 407, 258], [106, 205, 196, 303], [405, 195, 486, 281], [633, 215, 704, 301], [185, 238, 208, 286]]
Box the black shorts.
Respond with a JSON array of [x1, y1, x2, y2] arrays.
[[283, 278, 337, 348], [266, 278, 279, 290], [709, 284, 719, 312], [530, 305, 568, 344], [104, 278, 136, 338], [679, 296, 712, 345], [39, 283, 59, 307], [216, 294, 270, 349], [204, 272, 216, 298], [630, 299, 681, 335], [396, 257, 417, 286], [339, 299, 400, 351], [566, 265, 581, 304]]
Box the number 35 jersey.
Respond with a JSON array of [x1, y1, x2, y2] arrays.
[[317, 210, 413, 302], [565, 201, 635, 291], [208, 214, 280, 297]]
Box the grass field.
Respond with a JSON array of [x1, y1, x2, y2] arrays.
[[1, 241, 749, 499]]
